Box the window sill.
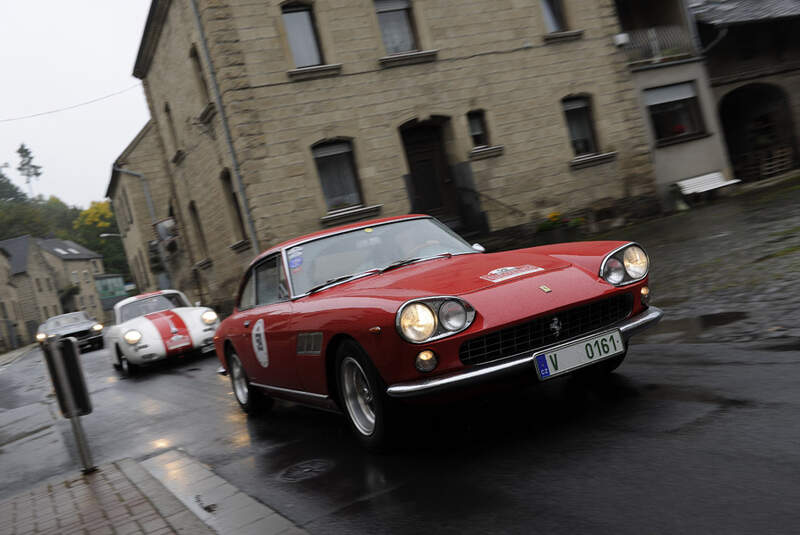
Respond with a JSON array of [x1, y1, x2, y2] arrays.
[[228, 240, 251, 253], [320, 204, 383, 227], [198, 102, 216, 124], [655, 132, 711, 148], [287, 63, 342, 81], [569, 151, 618, 170], [379, 49, 438, 68], [543, 30, 584, 44], [171, 149, 186, 165], [469, 145, 505, 161], [194, 259, 212, 270]]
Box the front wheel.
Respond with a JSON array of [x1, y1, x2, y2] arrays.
[[116, 346, 136, 378], [336, 340, 392, 449], [228, 352, 272, 414]]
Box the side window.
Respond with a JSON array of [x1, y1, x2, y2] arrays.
[[239, 271, 256, 310], [255, 255, 287, 306]]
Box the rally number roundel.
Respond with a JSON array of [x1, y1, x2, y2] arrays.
[[251, 319, 269, 368]]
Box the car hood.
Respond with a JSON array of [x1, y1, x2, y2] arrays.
[[327, 249, 575, 298], [43, 320, 97, 336], [117, 307, 203, 331]]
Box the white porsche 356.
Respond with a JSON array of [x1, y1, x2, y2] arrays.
[[104, 290, 219, 376]]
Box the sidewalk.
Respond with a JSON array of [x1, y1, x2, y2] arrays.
[[0, 454, 308, 535], [0, 459, 212, 535], [0, 344, 36, 368]]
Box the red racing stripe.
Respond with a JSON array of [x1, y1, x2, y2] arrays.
[[145, 310, 192, 356]]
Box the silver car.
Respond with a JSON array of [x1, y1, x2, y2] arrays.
[[36, 311, 104, 352]]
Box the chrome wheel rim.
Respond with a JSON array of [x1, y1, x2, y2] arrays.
[[341, 356, 375, 436], [230, 355, 249, 405]]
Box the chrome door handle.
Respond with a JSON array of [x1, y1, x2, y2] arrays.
[[243, 320, 251, 328]]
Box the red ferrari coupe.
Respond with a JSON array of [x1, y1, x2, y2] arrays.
[[215, 215, 662, 447]]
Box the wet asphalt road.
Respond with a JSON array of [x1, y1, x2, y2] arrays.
[[1, 338, 799, 534], [2, 178, 800, 533]]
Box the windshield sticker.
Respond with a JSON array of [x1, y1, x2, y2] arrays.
[[287, 247, 303, 272], [289, 256, 303, 269], [480, 265, 543, 283], [252, 318, 269, 367]]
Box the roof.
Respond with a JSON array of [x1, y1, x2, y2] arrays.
[[0, 236, 32, 275], [107, 120, 153, 199], [133, 0, 172, 79], [692, 0, 800, 26], [38, 239, 102, 261]]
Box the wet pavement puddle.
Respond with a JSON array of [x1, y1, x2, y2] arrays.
[[641, 312, 748, 343]]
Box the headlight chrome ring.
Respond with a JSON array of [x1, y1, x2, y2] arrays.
[[600, 243, 650, 286], [396, 297, 476, 344]]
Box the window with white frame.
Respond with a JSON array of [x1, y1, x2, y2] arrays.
[[312, 141, 363, 212], [467, 110, 490, 147], [282, 3, 324, 68], [541, 0, 567, 33], [644, 83, 706, 144], [562, 96, 598, 156], [375, 0, 418, 55]]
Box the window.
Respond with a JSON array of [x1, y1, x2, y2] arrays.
[[282, 4, 324, 68], [562, 96, 598, 156], [467, 110, 490, 147], [375, 0, 418, 54], [644, 83, 706, 144], [54, 247, 68, 255], [220, 169, 247, 243], [541, 0, 567, 33], [255, 255, 289, 306], [239, 272, 256, 310], [83, 270, 90, 282], [164, 102, 181, 153], [92, 260, 99, 273], [312, 141, 363, 211], [122, 187, 134, 225], [46, 278, 52, 291], [189, 201, 210, 260], [42, 306, 48, 319], [90, 295, 95, 305], [71, 271, 79, 284], [79, 296, 85, 307], [189, 45, 211, 104], [67, 248, 80, 254], [0, 302, 7, 319], [35, 279, 42, 292]]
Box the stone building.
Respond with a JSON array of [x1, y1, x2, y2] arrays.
[[0, 248, 22, 351], [693, 0, 800, 182], [113, 0, 677, 312], [38, 239, 107, 322], [0, 236, 62, 343]]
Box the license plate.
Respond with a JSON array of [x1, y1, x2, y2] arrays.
[[534, 330, 624, 380]]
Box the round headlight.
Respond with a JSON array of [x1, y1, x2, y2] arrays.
[[439, 300, 467, 332], [36, 332, 47, 343], [201, 310, 218, 325], [92, 323, 104, 332], [623, 246, 649, 279], [603, 257, 625, 285], [399, 303, 437, 342], [123, 330, 142, 345]]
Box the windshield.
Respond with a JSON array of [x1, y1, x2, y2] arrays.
[[46, 312, 89, 329], [119, 293, 187, 323], [287, 218, 475, 296]]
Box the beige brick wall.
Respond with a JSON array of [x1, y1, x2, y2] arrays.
[[12, 247, 63, 341], [130, 0, 658, 309], [40, 252, 107, 323], [0, 254, 21, 350]]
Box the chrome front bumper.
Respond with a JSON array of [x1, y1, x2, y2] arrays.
[[386, 306, 663, 399]]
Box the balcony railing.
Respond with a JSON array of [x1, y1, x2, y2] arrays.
[[623, 26, 695, 65]]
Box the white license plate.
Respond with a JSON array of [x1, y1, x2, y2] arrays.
[[534, 330, 624, 380]]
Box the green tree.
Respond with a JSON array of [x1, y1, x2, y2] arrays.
[[16, 144, 43, 197], [72, 201, 129, 279], [0, 164, 26, 203]]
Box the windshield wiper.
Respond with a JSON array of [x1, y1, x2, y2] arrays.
[[306, 270, 379, 295], [380, 253, 453, 273]]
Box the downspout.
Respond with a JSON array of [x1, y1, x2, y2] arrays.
[[681, 0, 703, 54], [188, 0, 260, 254]]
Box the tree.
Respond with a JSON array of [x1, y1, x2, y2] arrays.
[[16, 143, 42, 197], [0, 164, 26, 203], [72, 201, 130, 279]]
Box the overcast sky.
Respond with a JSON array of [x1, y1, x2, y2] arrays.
[[0, 2, 151, 209]]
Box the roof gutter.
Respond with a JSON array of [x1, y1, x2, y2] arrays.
[[187, 0, 260, 254]]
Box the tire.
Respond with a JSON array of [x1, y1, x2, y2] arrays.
[[228, 351, 273, 414], [116, 345, 136, 378], [336, 340, 392, 450]]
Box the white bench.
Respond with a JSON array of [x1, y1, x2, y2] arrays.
[[676, 172, 741, 196]]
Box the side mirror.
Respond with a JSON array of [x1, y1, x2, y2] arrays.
[[472, 243, 486, 253]]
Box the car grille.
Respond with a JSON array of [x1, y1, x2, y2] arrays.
[[69, 329, 92, 340], [458, 293, 634, 366]]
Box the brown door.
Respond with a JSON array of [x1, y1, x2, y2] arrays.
[[401, 123, 459, 221]]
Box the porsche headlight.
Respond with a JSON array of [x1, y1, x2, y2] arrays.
[[399, 303, 437, 343], [123, 330, 142, 345], [201, 310, 218, 325], [623, 246, 649, 279], [92, 323, 104, 332], [601, 243, 650, 285]]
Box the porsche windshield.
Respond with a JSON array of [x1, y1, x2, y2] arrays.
[[286, 218, 475, 296], [119, 293, 187, 323]]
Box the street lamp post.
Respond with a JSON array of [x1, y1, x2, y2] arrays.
[[111, 166, 173, 290]]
